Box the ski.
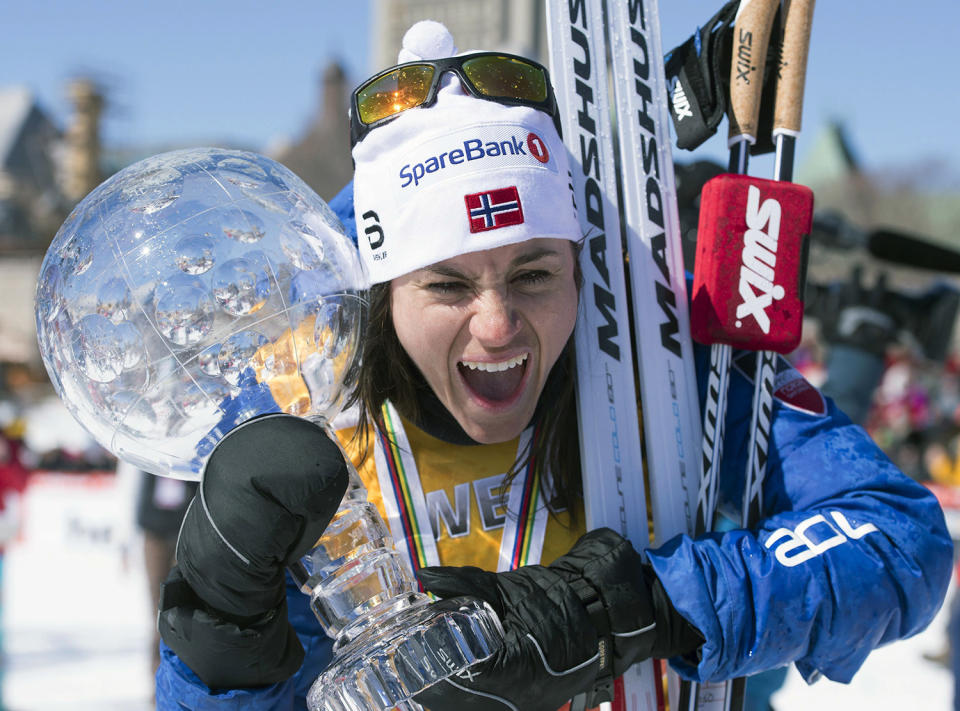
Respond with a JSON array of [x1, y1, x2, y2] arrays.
[[546, 0, 703, 709], [545, 1, 658, 707], [603, 0, 702, 547]]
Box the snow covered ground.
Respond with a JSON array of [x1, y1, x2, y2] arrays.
[[773, 586, 954, 711], [2, 471, 155, 710], [0, 471, 954, 710]]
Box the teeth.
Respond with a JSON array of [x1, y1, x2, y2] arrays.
[[461, 353, 528, 372]]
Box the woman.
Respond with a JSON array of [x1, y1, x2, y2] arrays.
[[156, 22, 952, 711]]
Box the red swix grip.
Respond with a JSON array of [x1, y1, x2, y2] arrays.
[[691, 174, 814, 353]]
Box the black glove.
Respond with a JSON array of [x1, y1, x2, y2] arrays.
[[158, 413, 348, 689], [413, 528, 702, 711]]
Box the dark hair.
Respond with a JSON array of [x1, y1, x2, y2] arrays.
[[345, 243, 584, 516]]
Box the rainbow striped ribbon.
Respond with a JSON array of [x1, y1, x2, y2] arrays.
[[373, 401, 440, 582], [373, 400, 549, 577], [496, 424, 547, 572]]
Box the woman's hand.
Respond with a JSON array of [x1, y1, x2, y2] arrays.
[[413, 528, 702, 710], [158, 414, 349, 689]]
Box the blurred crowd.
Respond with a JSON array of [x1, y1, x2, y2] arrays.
[[866, 351, 960, 488]]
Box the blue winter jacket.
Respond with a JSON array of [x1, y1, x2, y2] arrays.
[[155, 181, 952, 708]]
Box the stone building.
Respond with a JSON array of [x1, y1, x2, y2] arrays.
[[0, 86, 65, 254], [0, 87, 68, 371], [0, 79, 105, 373], [370, 0, 547, 68], [272, 62, 354, 202]]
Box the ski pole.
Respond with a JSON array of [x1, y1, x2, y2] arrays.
[[732, 3, 816, 711], [692, 0, 782, 538], [740, 0, 817, 541], [684, 1, 780, 710], [771, 0, 816, 184], [726, 0, 781, 175]]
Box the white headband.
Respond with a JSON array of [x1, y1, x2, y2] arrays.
[[352, 21, 580, 285]]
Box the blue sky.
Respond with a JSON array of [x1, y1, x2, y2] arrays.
[[4, 1, 959, 184]]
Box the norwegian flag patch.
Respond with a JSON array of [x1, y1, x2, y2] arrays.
[[465, 187, 524, 233], [733, 352, 827, 416]]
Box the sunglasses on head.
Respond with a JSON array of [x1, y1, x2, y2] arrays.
[[349, 51, 562, 147]]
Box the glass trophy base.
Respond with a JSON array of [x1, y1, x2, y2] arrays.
[[307, 592, 504, 711]]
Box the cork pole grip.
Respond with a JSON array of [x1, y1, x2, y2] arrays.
[[727, 0, 780, 143], [773, 0, 816, 135]]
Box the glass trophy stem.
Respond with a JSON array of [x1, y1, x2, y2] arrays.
[[294, 443, 503, 711]]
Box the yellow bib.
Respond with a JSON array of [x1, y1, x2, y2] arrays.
[[335, 414, 586, 570]]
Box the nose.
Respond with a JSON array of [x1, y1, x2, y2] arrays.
[[469, 290, 520, 346]]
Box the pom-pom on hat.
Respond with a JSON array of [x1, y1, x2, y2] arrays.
[[352, 21, 580, 285]]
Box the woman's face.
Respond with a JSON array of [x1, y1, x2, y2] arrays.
[[390, 238, 578, 444]]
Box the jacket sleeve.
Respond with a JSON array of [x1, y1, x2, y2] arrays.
[[155, 575, 334, 710], [646, 345, 952, 684]]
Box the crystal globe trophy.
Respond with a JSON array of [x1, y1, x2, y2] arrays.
[[34, 148, 502, 711]]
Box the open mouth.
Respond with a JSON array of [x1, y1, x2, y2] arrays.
[[458, 353, 529, 404]]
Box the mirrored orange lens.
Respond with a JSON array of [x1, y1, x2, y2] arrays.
[[462, 56, 548, 103], [356, 65, 436, 125]]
